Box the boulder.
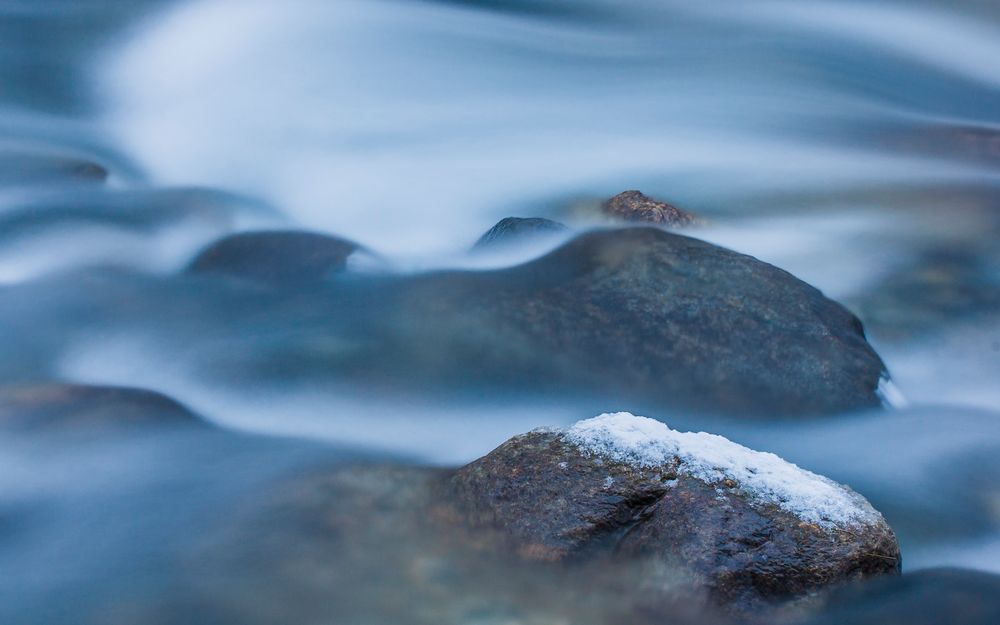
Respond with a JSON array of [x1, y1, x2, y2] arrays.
[[137, 461, 727, 625], [187, 230, 364, 287], [603, 190, 698, 226], [472, 216, 569, 250], [59, 415, 896, 621], [346, 227, 887, 417], [0, 383, 204, 436], [449, 413, 900, 611], [51, 227, 888, 417], [804, 568, 1000, 625]]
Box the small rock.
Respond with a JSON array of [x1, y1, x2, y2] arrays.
[[187, 230, 364, 287], [0, 149, 108, 186], [449, 413, 900, 611], [603, 190, 698, 226], [472, 217, 569, 250], [0, 383, 204, 436]]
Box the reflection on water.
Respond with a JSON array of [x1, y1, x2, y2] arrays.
[[0, 0, 998, 623]]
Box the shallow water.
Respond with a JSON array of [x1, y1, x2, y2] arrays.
[[0, 0, 998, 623]]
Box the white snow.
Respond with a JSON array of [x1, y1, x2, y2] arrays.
[[565, 412, 881, 528]]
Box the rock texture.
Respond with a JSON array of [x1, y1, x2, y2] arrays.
[[0, 383, 203, 435], [472, 217, 569, 250], [352, 227, 887, 417], [449, 414, 900, 611], [188, 230, 363, 287], [161, 463, 727, 625], [603, 190, 698, 226]]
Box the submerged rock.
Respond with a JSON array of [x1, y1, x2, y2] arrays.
[[472, 217, 569, 250], [0, 383, 204, 436], [449, 413, 900, 611], [603, 190, 698, 226], [187, 230, 364, 287], [0, 149, 108, 186], [65, 415, 894, 622], [158, 462, 726, 625], [31, 227, 887, 417], [349, 227, 886, 417], [852, 246, 1000, 340], [804, 568, 1000, 625]]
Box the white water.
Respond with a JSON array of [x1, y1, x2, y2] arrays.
[[97, 0, 1000, 257]]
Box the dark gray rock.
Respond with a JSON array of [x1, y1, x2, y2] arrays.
[[20, 228, 887, 418], [447, 415, 900, 612], [339, 227, 887, 417], [0, 383, 204, 436], [852, 246, 1000, 340], [603, 190, 698, 226], [472, 217, 569, 250], [804, 568, 1000, 625], [187, 230, 363, 287]]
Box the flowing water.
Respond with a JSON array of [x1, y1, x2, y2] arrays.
[[1, 1, 999, 623]]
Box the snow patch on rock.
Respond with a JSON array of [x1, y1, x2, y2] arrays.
[[565, 412, 881, 528]]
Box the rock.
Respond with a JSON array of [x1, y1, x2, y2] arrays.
[[0, 383, 204, 436], [472, 217, 569, 250], [448, 413, 900, 612], [31, 414, 894, 622], [804, 568, 1000, 625], [171, 462, 728, 625], [347, 227, 887, 417], [0, 149, 108, 186], [187, 230, 364, 287], [852, 246, 1000, 340], [36, 227, 887, 417], [603, 190, 698, 226]]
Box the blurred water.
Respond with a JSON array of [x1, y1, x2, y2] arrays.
[[98, 0, 1000, 254], [1, 0, 999, 623]]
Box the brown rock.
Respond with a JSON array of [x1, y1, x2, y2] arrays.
[[448, 415, 900, 612], [0, 383, 204, 436], [603, 190, 698, 226]]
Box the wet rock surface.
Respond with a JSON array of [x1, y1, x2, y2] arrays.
[[157, 463, 726, 625], [329, 227, 887, 416], [187, 230, 363, 287], [472, 216, 569, 250], [603, 190, 699, 226], [0, 227, 888, 417], [0, 383, 205, 435], [448, 415, 900, 611]]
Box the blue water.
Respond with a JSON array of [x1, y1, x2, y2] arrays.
[[0, 0, 998, 623]]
